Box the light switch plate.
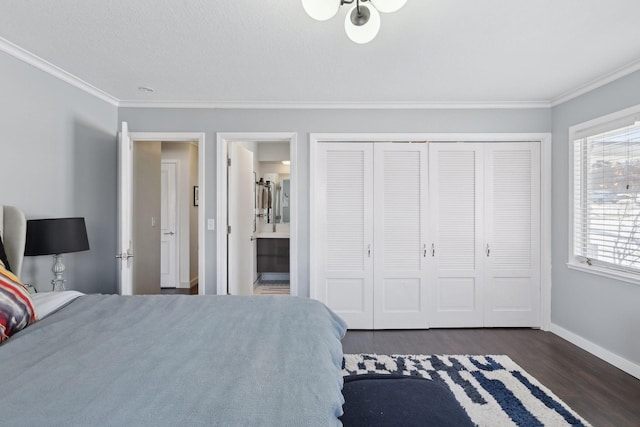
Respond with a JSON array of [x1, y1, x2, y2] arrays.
[[207, 219, 215, 230]]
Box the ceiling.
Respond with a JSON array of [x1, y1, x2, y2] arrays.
[[1, 0, 640, 107]]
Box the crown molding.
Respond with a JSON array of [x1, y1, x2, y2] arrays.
[[117, 99, 551, 110], [3, 36, 639, 111], [551, 58, 640, 107], [0, 36, 119, 107]]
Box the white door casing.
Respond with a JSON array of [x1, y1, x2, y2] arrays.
[[160, 161, 179, 288], [373, 143, 429, 329], [119, 129, 206, 295], [117, 121, 134, 295], [315, 143, 374, 329], [216, 132, 299, 297], [228, 143, 254, 296]]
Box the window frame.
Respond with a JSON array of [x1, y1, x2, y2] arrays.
[[568, 104, 640, 286]]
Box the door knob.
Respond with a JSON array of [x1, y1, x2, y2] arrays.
[[164, 231, 175, 235], [116, 250, 134, 260]]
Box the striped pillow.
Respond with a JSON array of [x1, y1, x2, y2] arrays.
[[0, 266, 36, 342]]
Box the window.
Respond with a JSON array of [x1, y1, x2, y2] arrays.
[[571, 107, 640, 280]]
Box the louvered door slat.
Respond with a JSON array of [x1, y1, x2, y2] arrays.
[[491, 151, 532, 269], [383, 151, 421, 270], [373, 144, 428, 329], [484, 143, 541, 327], [428, 143, 484, 327], [437, 152, 477, 270], [314, 143, 374, 329], [327, 151, 366, 271]]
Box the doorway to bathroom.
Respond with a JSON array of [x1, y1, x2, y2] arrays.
[[216, 133, 298, 297]]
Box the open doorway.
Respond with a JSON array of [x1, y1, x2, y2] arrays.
[[216, 133, 297, 297], [159, 142, 199, 294], [122, 130, 206, 296]]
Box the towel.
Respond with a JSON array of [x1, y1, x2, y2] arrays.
[[262, 186, 268, 209]]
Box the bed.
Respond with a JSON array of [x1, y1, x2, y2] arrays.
[[0, 206, 347, 426]]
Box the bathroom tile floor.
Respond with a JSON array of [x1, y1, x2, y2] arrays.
[[253, 280, 290, 295]]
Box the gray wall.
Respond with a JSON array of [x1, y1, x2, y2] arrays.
[[0, 51, 118, 294], [118, 107, 551, 297], [551, 70, 640, 366], [4, 41, 638, 370]]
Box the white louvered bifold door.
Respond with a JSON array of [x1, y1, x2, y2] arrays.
[[314, 143, 374, 329], [484, 143, 541, 327], [373, 143, 429, 329], [428, 143, 485, 327]]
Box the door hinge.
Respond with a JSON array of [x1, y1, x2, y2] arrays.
[[227, 158, 231, 167], [227, 225, 231, 234]]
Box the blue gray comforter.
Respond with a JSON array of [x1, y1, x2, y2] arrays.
[[1, 295, 347, 426]]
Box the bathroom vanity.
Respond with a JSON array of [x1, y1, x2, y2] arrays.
[[255, 233, 290, 273]]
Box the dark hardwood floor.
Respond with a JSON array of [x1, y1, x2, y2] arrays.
[[160, 285, 198, 295], [342, 329, 640, 427]]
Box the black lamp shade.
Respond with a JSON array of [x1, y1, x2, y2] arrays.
[[25, 218, 90, 256]]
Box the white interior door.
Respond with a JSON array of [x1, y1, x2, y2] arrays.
[[484, 143, 541, 327], [117, 121, 134, 295], [428, 143, 484, 327], [228, 143, 254, 295], [373, 143, 429, 329], [160, 162, 178, 288], [314, 143, 374, 329]]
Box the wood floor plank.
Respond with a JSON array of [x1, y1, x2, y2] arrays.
[[342, 329, 640, 427]]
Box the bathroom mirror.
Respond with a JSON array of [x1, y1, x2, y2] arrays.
[[256, 168, 290, 226], [256, 175, 290, 225], [281, 178, 290, 224]]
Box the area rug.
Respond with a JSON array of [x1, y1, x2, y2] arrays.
[[342, 354, 591, 427]]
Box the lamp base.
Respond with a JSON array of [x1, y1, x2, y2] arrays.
[[51, 254, 66, 292]]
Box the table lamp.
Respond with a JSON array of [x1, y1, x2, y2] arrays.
[[24, 218, 89, 291]]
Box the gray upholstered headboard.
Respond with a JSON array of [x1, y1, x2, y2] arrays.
[[0, 205, 27, 278]]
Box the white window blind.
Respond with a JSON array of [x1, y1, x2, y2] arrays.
[[573, 121, 640, 273]]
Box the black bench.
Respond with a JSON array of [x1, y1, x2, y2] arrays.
[[340, 374, 474, 427]]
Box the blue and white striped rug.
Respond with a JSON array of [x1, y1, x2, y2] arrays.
[[342, 354, 591, 427]]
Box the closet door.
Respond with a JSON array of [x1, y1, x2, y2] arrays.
[[484, 143, 541, 327], [314, 143, 374, 329], [428, 143, 484, 327], [373, 143, 429, 329]]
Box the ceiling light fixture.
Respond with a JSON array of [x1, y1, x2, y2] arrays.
[[302, 0, 407, 44]]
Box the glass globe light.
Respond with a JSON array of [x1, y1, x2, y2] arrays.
[[344, 4, 381, 44], [301, 0, 341, 21], [370, 0, 407, 13]]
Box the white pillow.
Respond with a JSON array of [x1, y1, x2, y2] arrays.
[[30, 291, 84, 319]]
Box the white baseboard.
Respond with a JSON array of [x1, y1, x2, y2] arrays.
[[550, 323, 640, 380]]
